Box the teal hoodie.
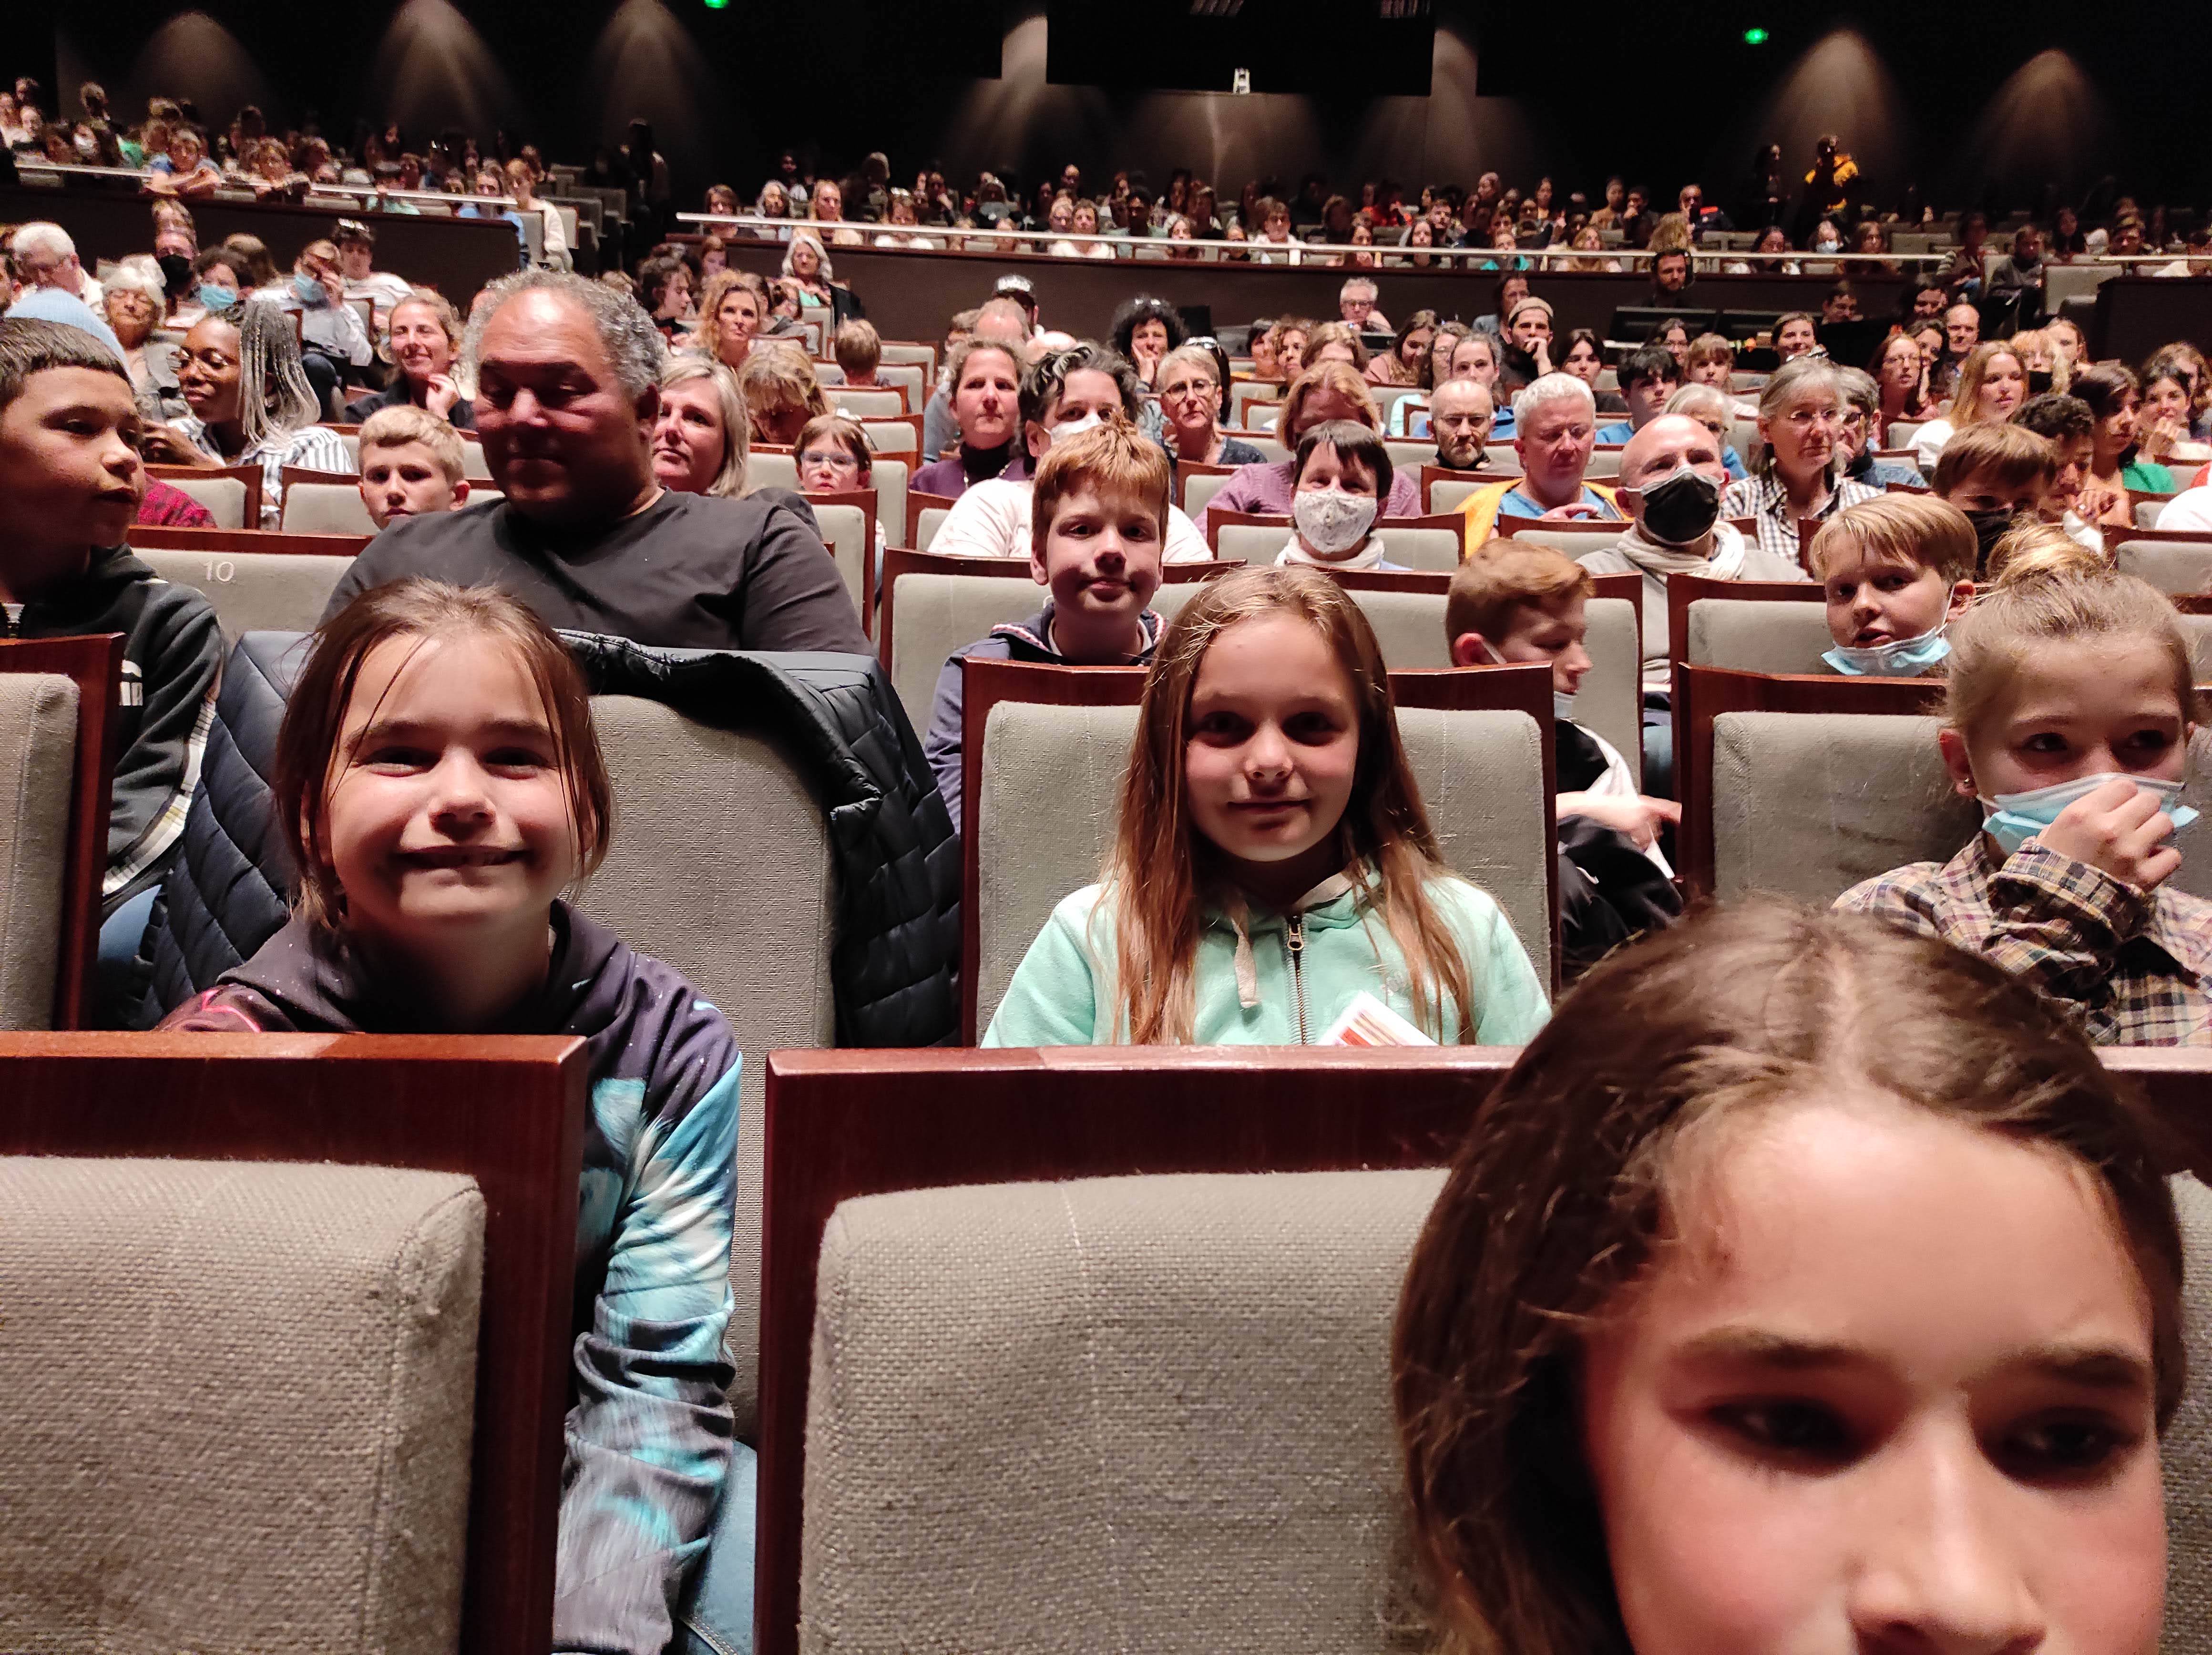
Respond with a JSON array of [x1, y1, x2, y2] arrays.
[[983, 866, 1550, 1047]]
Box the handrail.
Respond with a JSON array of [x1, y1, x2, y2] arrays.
[[676, 211, 1975, 269], [12, 158, 519, 209]]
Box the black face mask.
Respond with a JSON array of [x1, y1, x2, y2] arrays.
[[156, 252, 194, 296], [2028, 368, 2054, 396], [1965, 506, 2022, 569], [1639, 465, 1723, 545]]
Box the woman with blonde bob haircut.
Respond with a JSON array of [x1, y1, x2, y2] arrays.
[[984, 565, 1547, 1046], [1395, 897, 2186, 1655], [651, 356, 750, 498]]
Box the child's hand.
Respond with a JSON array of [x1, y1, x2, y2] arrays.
[[1559, 792, 1682, 849], [2030, 776, 2183, 891]]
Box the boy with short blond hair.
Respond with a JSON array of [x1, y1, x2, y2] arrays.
[[356, 403, 468, 529], [1804, 494, 1977, 674], [832, 318, 882, 386], [1446, 540, 1681, 972], [924, 423, 1174, 832]]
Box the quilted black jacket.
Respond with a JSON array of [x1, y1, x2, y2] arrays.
[[135, 632, 961, 1047]]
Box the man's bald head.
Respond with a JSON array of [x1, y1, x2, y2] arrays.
[[1621, 413, 1726, 489]]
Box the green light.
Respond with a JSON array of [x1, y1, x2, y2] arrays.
[[1742, 26, 1769, 43], [703, 0, 727, 9]]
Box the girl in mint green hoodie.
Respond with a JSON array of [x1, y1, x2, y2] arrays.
[[984, 565, 1550, 1046]]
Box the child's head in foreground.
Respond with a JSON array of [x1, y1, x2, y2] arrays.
[[1027, 419, 1170, 656], [1937, 565, 2197, 819], [356, 404, 468, 528], [1395, 897, 2183, 1655], [1806, 495, 1976, 660], [1108, 563, 1468, 1040], [0, 317, 143, 593], [273, 579, 612, 966], [1445, 540, 1595, 698]]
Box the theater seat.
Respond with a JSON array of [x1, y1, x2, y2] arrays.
[[800, 1168, 1441, 1655], [973, 698, 1551, 1029], [0, 674, 79, 1030], [1684, 596, 1835, 674], [810, 501, 870, 610], [0, 1156, 482, 1655], [579, 696, 836, 1437], [2116, 537, 2212, 596], [885, 571, 1041, 728], [1577, 593, 1643, 780], [163, 473, 252, 530], [1150, 580, 1452, 669], [137, 550, 352, 644], [1708, 711, 1979, 906], [281, 481, 378, 535]]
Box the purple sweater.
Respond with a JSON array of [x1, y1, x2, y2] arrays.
[[1193, 458, 1423, 537], [911, 446, 1030, 500]]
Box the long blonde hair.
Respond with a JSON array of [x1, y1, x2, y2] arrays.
[[1104, 565, 1478, 1043]]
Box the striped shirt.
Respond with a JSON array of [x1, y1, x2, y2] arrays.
[[176, 416, 355, 528], [1836, 835, 2212, 1046], [1721, 469, 1880, 571]]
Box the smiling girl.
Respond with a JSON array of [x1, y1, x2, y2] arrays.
[[1837, 565, 2212, 1043], [983, 565, 1548, 1045], [1396, 897, 2186, 1655], [163, 579, 750, 1652]]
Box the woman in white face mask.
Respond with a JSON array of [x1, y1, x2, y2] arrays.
[[1281, 420, 1406, 571]]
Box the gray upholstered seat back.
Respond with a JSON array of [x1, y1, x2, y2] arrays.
[[1148, 582, 1452, 671], [826, 387, 904, 419], [165, 473, 250, 529], [1684, 597, 1833, 674], [1577, 594, 1643, 781], [916, 506, 951, 551], [801, 1168, 1443, 1655], [137, 549, 351, 643], [1184, 470, 1235, 520], [886, 572, 1043, 729], [811, 502, 869, 610], [1430, 477, 1480, 514], [1505, 524, 1628, 555], [974, 700, 1550, 1032], [2181, 614, 2212, 679], [795, 1163, 2212, 1655], [0, 1156, 482, 1654], [280, 481, 378, 535], [1710, 712, 1976, 904], [2116, 538, 2212, 596], [748, 451, 800, 492], [0, 674, 78, 1030], [580, 695, 836, 1436]]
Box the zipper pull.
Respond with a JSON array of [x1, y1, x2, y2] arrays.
[[1286, 916, 1304, 956]]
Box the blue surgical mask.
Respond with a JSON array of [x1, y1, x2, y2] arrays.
[[196, 284, 236, 312], [1979, 772, 2198, 856], [1822, 624, 1951, 677], [291, 271, 326, 306]]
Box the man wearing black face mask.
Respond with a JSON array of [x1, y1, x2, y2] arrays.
[[1572, 414, 1804, 795]]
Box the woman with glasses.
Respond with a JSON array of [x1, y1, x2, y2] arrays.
[[1720, 356, 1879, 567], [1154, 343, 1268, 470]]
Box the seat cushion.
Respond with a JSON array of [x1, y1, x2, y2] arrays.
[[135, 550, 351, 643], [0, 1156, 482, 1655], [0, 674, 78, 1030], [801, 1168, 1444, 1655], [1685, 596, 1833, 674]]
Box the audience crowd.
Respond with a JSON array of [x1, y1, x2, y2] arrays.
[[7, 69, 2212, 1655]]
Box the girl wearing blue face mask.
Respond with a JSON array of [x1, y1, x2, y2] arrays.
[[1807, 496, 1976, 677], [1838, 565, 2212, 1044]]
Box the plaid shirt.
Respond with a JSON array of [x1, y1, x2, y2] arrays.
[[1837, 835, 2212, 1046], [1721, 470, 1880, 570]]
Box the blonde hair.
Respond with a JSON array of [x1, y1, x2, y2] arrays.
[[1104, 566, 1483, 1044], [358, 404, 464, 482], [1806, 495, 1977, 587], [660, 355, 750, 496], [1030, 419, 1170, 559], [1299, 320, 1371, 372], [2010, 329, 2072, 394], [1280, 359, 1381, 445], [1944, 568, 2197, 750], [736, 342, 829, 432], [832, 317, 881, 377], [1948, 342, 2026, 429], [1445, 539, 1593, 644], [1983, 522, 2107, 584]]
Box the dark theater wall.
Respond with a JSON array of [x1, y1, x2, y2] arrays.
[[2, 1, 2203, 216]]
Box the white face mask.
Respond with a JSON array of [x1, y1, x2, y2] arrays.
[[1292, 490, 1377, 556], [1047, 411, 1104, 444]]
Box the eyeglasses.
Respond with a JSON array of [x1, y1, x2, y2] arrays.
[[798, 450, 863, 471], [1781, 408, 1843, 430]]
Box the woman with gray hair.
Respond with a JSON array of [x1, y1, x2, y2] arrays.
[[1720, 354, 1880, 566], [101, 257, 182, 419], [141, 296, 352, 526]]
